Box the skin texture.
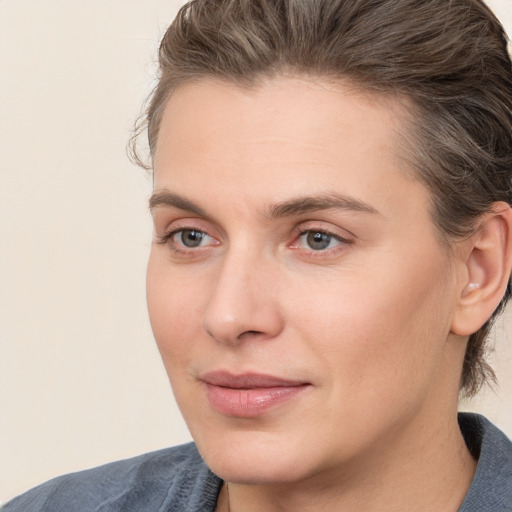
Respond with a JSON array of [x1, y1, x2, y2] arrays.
[[146, 77, 512, 511]]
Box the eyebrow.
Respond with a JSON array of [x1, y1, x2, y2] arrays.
[[267, 193, 380, 219], [149, 190, 380, 218], [149, 191, 208, 217]]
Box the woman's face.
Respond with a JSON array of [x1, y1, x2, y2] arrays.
[[147, 77, 463, 484]]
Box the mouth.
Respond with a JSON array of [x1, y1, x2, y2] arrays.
[[200, 371, 311, 418]]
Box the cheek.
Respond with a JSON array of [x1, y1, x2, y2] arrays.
[[146, 251, 205, 367], [290, 251, 455, 400]]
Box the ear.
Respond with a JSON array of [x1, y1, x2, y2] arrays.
[[451, 202, 512, 336]]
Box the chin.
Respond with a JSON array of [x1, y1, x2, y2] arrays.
[[193, 428, 322, 485], [207, 456, 309, 485]]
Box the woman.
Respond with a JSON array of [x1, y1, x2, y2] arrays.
[[4, 0, 512, 510]]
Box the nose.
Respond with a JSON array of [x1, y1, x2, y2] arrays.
[[202, 249, 284, 345]]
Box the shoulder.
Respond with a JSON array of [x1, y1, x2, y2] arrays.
[[458, 413, 512, 511], [2, 442, 222, 512]]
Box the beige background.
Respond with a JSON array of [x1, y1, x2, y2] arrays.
[[1, 0, 512, 504]]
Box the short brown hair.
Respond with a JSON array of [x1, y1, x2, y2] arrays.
[[132, 0, 512, 397]]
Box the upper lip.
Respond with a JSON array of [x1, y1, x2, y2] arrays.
[[201, 371, 308, 389]]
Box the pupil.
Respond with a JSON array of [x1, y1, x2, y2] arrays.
[[307, 231, 331, 250], [181, 230, 204, 247]]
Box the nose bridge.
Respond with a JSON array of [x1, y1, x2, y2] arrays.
[[202, 243, 282, 344]]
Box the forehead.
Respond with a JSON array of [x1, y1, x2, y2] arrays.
[[155, 76, 411, 165], [153, 76, 427, 223]]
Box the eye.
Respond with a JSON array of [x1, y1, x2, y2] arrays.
[[171, 229, 213, 248], [292, 228, 350, 253], [302, 231, 337, 251]]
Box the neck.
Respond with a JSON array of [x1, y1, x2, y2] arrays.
[[223, 411, 476, 512]]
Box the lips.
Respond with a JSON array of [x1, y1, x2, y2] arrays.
[[201, 371, 310, 418]]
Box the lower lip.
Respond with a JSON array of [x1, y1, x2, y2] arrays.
[[205, 383, 309, 418]]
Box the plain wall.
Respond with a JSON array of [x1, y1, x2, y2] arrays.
[[1, 0, 512, 503]]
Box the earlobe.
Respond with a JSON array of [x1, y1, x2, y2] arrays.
[[451, 202, 512, 336]]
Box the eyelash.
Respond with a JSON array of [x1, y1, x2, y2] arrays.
[[291, 228, 352, 257], [156, 226, 352, 258], [156, 227, 216, 254]]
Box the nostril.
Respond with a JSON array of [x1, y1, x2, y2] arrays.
[[239, 330, 263, 338], [202, 294, 284, 344]]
